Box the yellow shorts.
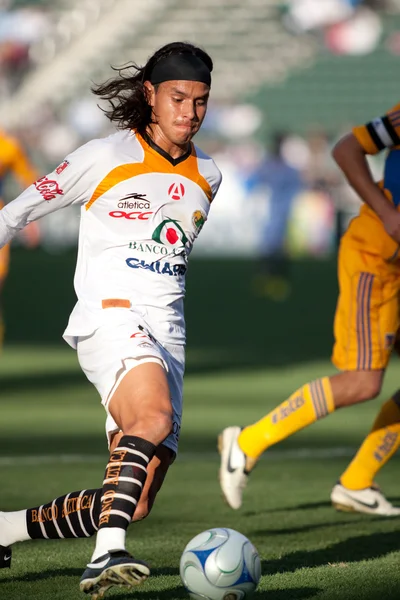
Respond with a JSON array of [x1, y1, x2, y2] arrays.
[[332, 238, 400, 371], [0, 200, 9, 280]]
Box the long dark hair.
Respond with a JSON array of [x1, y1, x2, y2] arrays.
[[92, 41, 213, 135]]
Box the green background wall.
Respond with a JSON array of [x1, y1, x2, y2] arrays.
[[3, 249, 338, 371]]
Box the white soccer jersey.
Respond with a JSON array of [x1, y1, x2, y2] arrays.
[[0, 130, 222, 346]]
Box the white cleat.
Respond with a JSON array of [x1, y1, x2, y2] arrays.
[[218, 426, 248, 510], [331, 483, 400, 516]]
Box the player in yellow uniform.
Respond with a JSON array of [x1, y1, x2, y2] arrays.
[[0, 130, 39, 346], [219, 102, 400, 515]]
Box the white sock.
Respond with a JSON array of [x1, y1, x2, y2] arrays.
[[0, 510, 30, 546], [90, 527, 126, 562]]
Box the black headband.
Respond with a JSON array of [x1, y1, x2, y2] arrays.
[[149, 53, 211, 87]]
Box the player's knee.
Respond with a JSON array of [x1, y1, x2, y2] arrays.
[[123, 410, 172, 443], [335, 371, 383, 408], [352, 372, 382, 403], [152, 410, 173, 441]]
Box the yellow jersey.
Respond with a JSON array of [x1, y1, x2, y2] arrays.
[[0, 130, 38, 198], [348, 102, 400, 261]]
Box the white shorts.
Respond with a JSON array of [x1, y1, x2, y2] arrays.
[[76, 310, 185, 455]]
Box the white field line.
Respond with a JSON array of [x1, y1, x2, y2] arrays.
[[0, 447, 363, 467]]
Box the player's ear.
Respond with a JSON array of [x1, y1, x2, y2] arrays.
[[143, 81, 156, 107]]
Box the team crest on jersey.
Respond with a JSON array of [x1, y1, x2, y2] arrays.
[[152, 218, 188, 247], [192, 210, 206, 233], [55, 160, 69, 175], [168, 182, 185, 201]]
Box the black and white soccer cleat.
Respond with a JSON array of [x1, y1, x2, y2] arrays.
[[331, 482, 400, 516], [79, 549, 150, 599], [0, 545, 11, 569], [218, 426, 249, 510]]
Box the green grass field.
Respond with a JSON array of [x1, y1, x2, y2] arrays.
[[1, 345, 400, 600]]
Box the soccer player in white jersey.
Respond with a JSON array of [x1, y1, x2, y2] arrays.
[[0, 41, 221, 598]]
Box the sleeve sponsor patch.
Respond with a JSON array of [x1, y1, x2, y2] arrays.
[[55, 160, 70, 175]]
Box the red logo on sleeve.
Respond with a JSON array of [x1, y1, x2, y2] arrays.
[[34, 176, 64, 201], [55, 160, 69, 175]]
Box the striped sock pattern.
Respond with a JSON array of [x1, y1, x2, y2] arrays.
[[26, 489, 101, 539], [98, 435, 156, 530], [239, 377, 335, 459], [309, 378, 334, 420]]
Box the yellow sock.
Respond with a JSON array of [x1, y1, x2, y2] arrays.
[[238, 377, 335, 460], [340, 395, 400, 490]]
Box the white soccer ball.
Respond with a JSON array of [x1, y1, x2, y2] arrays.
[[180, 527, 261, 600]]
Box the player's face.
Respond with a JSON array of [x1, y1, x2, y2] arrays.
[[146, 80, 209, 152]]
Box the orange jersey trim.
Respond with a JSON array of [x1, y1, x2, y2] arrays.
[[101, 298, 131, 309], [85, 133, 212, 211]]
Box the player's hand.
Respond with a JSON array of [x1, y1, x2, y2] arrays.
[[381, 207, 400, 245]]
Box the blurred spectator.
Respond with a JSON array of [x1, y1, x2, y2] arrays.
[[247, 132, 304, 300], [0, 4, 50, 95], [66, 96, 109, 140], [284, 0, 384, 55], [283, 0, 362, 32], [325, 5, 382, 54], [303, 129, 339, 192]]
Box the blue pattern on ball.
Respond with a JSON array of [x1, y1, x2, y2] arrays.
[[233, 561, 255, 586], [190, 547, 218, 570]]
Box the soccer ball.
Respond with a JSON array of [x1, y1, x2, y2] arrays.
[[180, 527, 261, 600]]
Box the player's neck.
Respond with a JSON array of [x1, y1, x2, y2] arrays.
[[145, 126, 190, 160]]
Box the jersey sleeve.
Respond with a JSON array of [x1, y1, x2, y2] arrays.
[[353, 102, 400, 155], [0, 139, 104, 248]]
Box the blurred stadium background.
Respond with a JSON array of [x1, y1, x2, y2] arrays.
[[1, 0, 400, 356]]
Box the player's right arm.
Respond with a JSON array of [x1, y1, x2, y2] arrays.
[[332, 104, 400, 244], [0, 140, 103, 249]]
